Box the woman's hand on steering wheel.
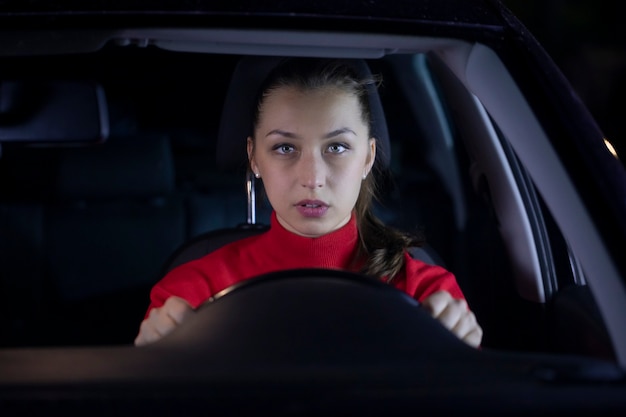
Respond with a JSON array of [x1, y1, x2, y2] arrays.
[[134, 296, 195, 346], [421, 291, 483, 348]]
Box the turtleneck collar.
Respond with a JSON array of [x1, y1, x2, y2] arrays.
[[258, 211, 361, 270]]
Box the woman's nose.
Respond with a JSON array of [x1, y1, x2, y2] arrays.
[[299, 152, 325, 189]]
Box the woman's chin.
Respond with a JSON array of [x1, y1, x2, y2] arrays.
[[278, 216, 339, 238]]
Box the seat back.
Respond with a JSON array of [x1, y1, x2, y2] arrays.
[[50, 134, 183, 301], [0, 133, 188, 346]]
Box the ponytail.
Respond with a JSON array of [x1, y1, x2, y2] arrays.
[[355, 169, 424, 282]]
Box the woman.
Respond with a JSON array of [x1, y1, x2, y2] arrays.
[[135, 58, 482, 347]]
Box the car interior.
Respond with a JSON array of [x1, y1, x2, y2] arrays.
[[0, 37, 616, 365]]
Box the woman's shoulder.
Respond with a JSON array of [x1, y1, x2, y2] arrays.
[[155, 231, 270, 304], [402, 250, 452, 279], [398, 250, 465, 301]]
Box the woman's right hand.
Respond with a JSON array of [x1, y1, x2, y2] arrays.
[[134, 296, 195, 346]]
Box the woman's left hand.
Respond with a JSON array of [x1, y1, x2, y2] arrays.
[[421, 290, 483, 348]]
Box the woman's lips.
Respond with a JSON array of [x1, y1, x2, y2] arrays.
[[295, 200, 329, 218]]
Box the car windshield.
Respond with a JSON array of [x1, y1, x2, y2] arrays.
[[1, 6, 626, 415]]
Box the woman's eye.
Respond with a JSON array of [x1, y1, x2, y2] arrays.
[[327, 143, 348, 154], [274, 144, 295, 154]]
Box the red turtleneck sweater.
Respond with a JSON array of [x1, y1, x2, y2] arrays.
[[145, 212, 465, 316]]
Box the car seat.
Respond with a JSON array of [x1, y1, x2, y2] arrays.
[[48, 134, 185, 345], [0, 133, 186, 346]]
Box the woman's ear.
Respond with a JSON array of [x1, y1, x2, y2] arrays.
[[365, 138, 377, 176], [247, 137, 258, 173]]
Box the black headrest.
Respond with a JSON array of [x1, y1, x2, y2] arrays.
[[216, 56, 390, 172], [56, 134, 174, 199]]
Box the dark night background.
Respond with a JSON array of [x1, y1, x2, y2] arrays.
[[504, 1, 626, 160]]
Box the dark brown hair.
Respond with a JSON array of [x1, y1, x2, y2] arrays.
[[251, 58, 423, 282]]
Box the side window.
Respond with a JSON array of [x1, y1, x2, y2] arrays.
[[423, 49, 615, 360], [425, 56, 541, 352], [498, 130, 615, 360]]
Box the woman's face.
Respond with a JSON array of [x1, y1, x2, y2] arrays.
[[248, 86, 376, 238]]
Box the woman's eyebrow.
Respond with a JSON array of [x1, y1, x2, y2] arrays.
[[324, 128, 356, 138], [265, 129, 298, 138], [265, 128, 356, 139]]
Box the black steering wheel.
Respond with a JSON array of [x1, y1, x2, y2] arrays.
[[154, 268, 472, 364]]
